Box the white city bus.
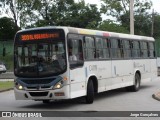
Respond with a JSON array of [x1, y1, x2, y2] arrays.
[[14, 26, 157, 104]]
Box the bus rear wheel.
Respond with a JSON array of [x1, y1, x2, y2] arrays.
[[85, 80, 94, 104], [127, 73, 141, 92]]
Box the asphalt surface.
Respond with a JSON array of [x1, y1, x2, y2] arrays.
[[0, 76, 160, 120], [0, 78, 160, 111]]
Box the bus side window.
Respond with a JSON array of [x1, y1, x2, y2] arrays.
[[148, 42, 155, 58], [140, 41, 148, 58], [84, 36, 95, 60], [103, 38, 110, 59], [132, 41, 141, 58], [110, 38, 122, 59], [95, 37, 103, 59], [123, 40, 131, 58]]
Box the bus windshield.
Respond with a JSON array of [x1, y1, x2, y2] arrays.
[[14, 29, 66, 77]]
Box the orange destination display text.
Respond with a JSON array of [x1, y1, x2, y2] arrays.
[[21, 33, 59, 41]]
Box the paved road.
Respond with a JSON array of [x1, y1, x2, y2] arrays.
[[0, 78, 160, 119], [0, 78, 160, 111]]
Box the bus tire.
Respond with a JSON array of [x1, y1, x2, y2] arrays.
[[127, 73, 141, 92], [85, 80, 94, 104], [42, 100, 50, 104]]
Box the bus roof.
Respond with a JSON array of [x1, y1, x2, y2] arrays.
[[17, 26, 155, 41], [66, 27, 154, 41]]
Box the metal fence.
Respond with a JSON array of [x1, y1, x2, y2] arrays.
[[0, 40, 13, 55], [0, 40, 14, 71], [155, 39, 160, 57]]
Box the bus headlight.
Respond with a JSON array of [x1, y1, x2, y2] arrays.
[[18, 85, 23, 90], [53, 81, 63, 89], [15, 82, 24, 90]]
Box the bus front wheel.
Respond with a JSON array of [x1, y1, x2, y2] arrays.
[[85, 80, 94, 104]]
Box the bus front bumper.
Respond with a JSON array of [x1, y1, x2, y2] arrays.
[[14, 85, 70, 100]]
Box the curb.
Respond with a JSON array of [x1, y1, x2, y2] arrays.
[[0, 79, 14, 81], [0, 88, 13, 93]]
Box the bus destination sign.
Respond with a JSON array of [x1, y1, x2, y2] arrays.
[[21, 33, 59, 41]]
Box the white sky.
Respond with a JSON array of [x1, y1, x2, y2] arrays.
[[151, 0, 160, 13]]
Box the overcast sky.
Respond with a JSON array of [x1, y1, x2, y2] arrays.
[[151, 0, 160, 13]]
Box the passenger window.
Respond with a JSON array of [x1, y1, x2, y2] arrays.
[[140, 42, 148, 58], [148, 42, 155, 58], [84, 36, 95, 60], [132, 41, 141, 58], [102, 38, 110, 59], [110, 39, 122, 59], [95, 38, 110, 59], [95, 38, 103, 59], [123, 40, 131, 58]]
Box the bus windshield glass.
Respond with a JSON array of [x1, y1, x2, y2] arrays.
[[14, 29, 66, 77]]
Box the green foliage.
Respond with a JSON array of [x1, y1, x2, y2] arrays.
[[98, 20, 129, 33], [101, 0, 152, 20], [153, 13, 160, 39], [101, 0, 153, 36], [155, 38, 160, 57], [29, 0, 102, 29], [1, 0, 160, 39], [0, 17, 17, 40]]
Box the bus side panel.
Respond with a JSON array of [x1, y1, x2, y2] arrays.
[[133, 59, 153, 83], [83, 61, 112, 93], [69, 67, 86, 98], [151, 59, 157, 79], [111, 60, 134, 88], [96, 61, 112, 93], [70, 60, 113, 97]]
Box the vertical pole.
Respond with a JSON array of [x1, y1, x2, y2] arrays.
[[151, 9, 154, 37], [130, 0, 134, 35]]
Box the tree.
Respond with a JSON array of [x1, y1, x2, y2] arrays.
[[98, 20, 129, 33], [101, 0, 153, 35], [0, 17, 18, 40], [153, 13, 160, 39], [0, 0, 102, 29], [0, 0, 21, 30], [34, 0, 102, 29], [34, 0, 74, 27], [0, 0, 40, 29]]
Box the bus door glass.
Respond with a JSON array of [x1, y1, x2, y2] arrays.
[[68, 37, 84, 69]]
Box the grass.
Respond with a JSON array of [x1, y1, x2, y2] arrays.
[[0, 81, 14, 91]]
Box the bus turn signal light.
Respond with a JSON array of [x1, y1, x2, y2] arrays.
[[54, 92, 65, 96]]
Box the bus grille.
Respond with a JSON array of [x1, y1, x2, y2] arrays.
[[27, 86, 51, 89], [29, 92, 48, 97], [21, 78, 56, 84]]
